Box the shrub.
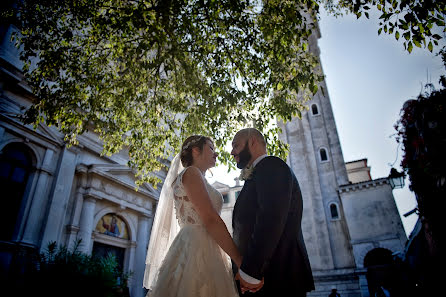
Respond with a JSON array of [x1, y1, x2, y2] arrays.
[[18, 240, 131, 297]]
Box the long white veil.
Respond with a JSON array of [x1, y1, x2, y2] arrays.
[[143, 153, 183, 289]]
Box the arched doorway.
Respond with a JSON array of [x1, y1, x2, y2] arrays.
[[364, 248, 393, 267], [364, 248, 393, 297], [0, 143, 35, 240], [93, 213, 130, 271]]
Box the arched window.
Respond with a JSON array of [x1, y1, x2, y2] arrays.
[[320, 148, 328, 162], [311, 104, 319, 115], [0, 143, 34, 240], [330, 203, 339, 219]]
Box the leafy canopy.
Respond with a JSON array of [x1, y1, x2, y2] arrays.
[[10, 0, 444, 186], [13, 0, 322, 186], [326, 0, 445, 53]]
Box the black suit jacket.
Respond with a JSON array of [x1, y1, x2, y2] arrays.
[[232, 156, 314, 295]]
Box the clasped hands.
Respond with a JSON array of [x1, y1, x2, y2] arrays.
[[235, 272, 264, 294]]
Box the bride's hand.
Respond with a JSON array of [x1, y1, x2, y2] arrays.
[[235, 273, 264, 294]]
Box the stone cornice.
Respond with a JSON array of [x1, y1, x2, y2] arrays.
[[92, 231, 134, 248], [350, 233, 401, 245], [338, 177, 389, 193], [345, 158, 368, 164], [65, 224, 80, 234]]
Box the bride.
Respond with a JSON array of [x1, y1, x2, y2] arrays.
[[143, 135, 241, 297]]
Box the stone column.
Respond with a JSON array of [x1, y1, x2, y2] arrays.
[[22, 148, 54, 246], [67, 168, 87, 250], [41, 146, 77, 248], [131, 213, 153, 297], [77, 196, 96, 253]]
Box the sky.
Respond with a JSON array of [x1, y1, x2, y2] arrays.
[[207, 7, 445, 237]]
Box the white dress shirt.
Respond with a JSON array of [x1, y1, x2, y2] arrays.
[[238, 154, 268, 284]]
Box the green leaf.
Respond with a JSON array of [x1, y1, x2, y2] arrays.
[[428, 41, 433, 52], [395, 31, 400, 40], [311, 83, 318, 94], [400, 21, 409, 30], [404, 32, 411, 40], [413, 39, 421, 48], [419, 24, 424, 34], [408, 41, 413, 53]]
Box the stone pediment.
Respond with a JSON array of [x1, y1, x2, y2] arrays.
[[212, 181, 230, 190], [76, 163, 164, 213], [0, 106, 65, 148], [107, 166, 163, 198], [76, 133, 129, 165], [85, 163, 161, 197], [36, 124, 65, 146]]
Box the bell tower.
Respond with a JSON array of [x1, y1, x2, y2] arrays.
[[277, 28, 356, 273]]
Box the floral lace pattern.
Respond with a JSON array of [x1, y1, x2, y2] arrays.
[[173, 167, 223, 227]]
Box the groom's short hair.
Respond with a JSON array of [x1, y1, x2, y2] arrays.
[[238, 128, 266, 147]]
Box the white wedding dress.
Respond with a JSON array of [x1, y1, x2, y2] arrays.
[[147, 167, 239, 297]]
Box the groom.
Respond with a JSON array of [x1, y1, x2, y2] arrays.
[[231, 128, 314, 296]]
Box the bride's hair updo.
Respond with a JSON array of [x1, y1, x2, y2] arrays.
[[180, 135, 213, 167]]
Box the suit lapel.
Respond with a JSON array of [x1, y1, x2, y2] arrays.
[[233, 157, 270, 222], [232, 179, 252, 222]]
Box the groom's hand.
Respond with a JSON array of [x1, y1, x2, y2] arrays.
[[235, 272, 264, 294]]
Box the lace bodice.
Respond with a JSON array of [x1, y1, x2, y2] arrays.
[[172, 167, 223, 227]]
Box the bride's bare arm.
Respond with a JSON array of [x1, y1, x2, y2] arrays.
[[182, 166, 242, 268]]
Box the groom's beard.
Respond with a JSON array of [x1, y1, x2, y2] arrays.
[[236, 141, 252, 169]]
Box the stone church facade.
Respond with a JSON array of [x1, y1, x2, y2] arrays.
[[0, 23, 163, 297]]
